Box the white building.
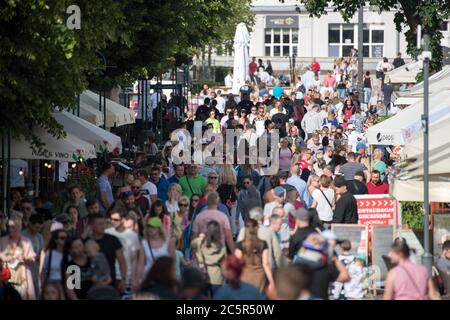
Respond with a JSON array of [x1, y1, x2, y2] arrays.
[[209, 0, 449, 72]]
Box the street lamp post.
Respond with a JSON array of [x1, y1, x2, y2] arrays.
[[357, 4, 364, 94], [421, 33, 433, 274]]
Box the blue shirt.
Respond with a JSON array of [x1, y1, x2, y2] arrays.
[[152, 177, 170, 201], [273, 86, 284, 99], [167, 175, 180, 185], [97, 175, 114, 211], [287, 175, 313, 208], [214, 281, 265, 300]]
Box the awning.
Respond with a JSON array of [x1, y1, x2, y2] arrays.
[[394, 96, 421, 106], [366, 90, 450, 145], [2, 127, 97, 161], [78, 100, 104, 126], [391, 177, 450, 202], [81, 90, 135, 127], [385, 61, 421, 84], [53, 111, 122, 153]]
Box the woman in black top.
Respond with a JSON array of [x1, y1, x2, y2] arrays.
[[363, 71, 373, 104]]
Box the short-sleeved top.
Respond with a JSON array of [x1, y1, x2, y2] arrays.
[[97, 175, 114, 211], [42, 250, 63, 281], [192, 209, 231, 245], [312, 188, 335, 222], [339, 162, 367, 181], [141, 181, 157, 205], [67, 258, 93, 300], [179, 174, 207, 198], [94, 234, 123, 281], [105, 228, 140, 282]]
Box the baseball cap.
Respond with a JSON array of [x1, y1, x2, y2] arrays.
[[354, 253, 367, 263], [50, 222, 64, 232], [291, 208, 310, 221], [273, 186, 286, 197], [356, 142, 367, 150], [348, 124, 356, 130], [146, 217, 163, 230]]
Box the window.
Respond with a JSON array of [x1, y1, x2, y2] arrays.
[[440, 21, 449, 31], [264, 28, 299, 57], [328, 23, 384, 58]]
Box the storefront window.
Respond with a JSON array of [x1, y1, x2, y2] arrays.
[[328, 23, 384, 58], [264, 28, 299, 57]]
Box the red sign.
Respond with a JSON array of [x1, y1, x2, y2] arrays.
[[356, 196, 399, 230]]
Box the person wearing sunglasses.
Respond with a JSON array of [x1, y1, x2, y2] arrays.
[[105, 210, 140, 294], [132, 180, 150, 216], [206, 173, 219, 191], [40, 229, 68, 291], [20, 198, 35, 230]]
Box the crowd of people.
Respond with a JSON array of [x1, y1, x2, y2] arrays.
[[0, 54, 448, 301]]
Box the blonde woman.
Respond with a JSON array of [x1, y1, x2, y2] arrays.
[[165, 182, 182, 223], [371, 149, 387, 181], [307, 174, 320, 197], [118, 174, 134, 197], [217, 164, 237, 211]]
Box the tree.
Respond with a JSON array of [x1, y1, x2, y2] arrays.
[[89, 0, 254, 90], [0, 0, 124, 149], [286, 0, 450, 76]]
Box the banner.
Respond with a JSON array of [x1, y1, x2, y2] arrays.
[[355, 195, 399, 232]]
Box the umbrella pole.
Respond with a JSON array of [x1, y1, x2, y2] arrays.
[[54, 160, 59, 195], [1, 134, 6, 215], [6, 131, 11, 216], [103, 91, 106, 130]]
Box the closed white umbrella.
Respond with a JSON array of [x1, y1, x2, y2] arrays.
[[81, 90, 135, 127], [53, 111, 122, 153], [231, 23, 250, 95], [3, 127, 96, 161]]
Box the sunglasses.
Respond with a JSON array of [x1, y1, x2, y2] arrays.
[[208, 176, 218, 180], [111, 218, 121, 222], [178, 203, 189, 207], [244, 181, 251, 185], [191, 198, 199, 202], [132, 186, 140, 189], [58, 236, 67, 240]]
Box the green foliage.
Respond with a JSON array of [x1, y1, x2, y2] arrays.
[[401, 201, 424, 230], [288, 0, 450, 77], [215, 67, 233, 85], [1, 0, 254, 150], [374, 115, 390, 124], [191, 81, 223, 94]]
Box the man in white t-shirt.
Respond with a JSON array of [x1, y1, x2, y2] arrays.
[[106, 210, 140, 290], [263, 186, 285, 225], [135, 169, 157, 205], [215, 90, 226, 115]]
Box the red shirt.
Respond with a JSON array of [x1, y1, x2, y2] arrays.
[[366, 181, 389, 194], [249, 62, 257, 75], [296, 159, 312, 172], [323, 76, 336, 88], [311, 62, 321, 73]]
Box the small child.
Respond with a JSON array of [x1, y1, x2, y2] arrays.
[[344, 253, 367, 300], [333, 239, 354, 300], [84, 239, 111, 285]]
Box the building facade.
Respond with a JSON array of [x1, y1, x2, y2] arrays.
[[209, 0, 449, 72]]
